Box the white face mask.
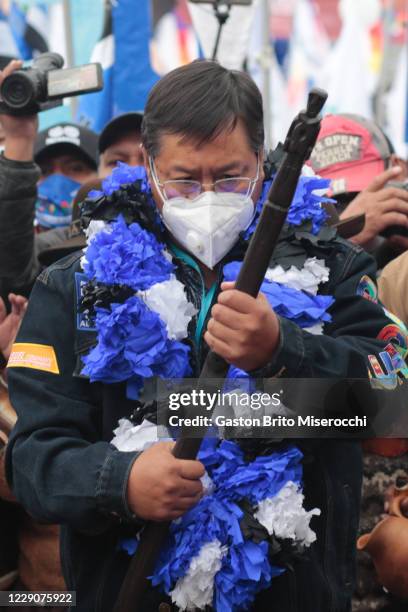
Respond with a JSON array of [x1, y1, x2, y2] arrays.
[[161, 191, 254, 269]]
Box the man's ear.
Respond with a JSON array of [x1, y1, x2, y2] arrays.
[[140, 143, 152, 184], [257, 148, 265, 183]]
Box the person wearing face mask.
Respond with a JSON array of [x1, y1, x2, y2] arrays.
[[5, 60, 408, 612], [34, 122, 98, 231]]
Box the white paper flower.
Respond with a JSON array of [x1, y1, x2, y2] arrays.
[[85, 220, 110, 242], [265, 257, 330, 296], [138, 276, 197, 340], [81, 221, 111, 268], [111, 418, 168, 452], [304, 322, 324, 335], [171, 540, 226, 611], [255, 481, 321, 547]]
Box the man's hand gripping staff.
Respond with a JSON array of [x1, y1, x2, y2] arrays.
[[115, 88, 329, 612]]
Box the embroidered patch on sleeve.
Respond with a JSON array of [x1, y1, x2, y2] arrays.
[[8, 343, 60, 374], [356, 275, 378, 303], [75, 272, 96, 331]]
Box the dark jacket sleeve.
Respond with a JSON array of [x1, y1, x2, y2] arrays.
[[259, 246, 405, 380], [5, 260, 139, 533], [0, 154, 41, 299]]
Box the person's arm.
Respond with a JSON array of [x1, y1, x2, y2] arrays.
[[5, 269, 139, 533], [0, 61, 40, 299], [378, 251, 408, 327], [6, 261, 203, 532], [206, 244, 404, 381]]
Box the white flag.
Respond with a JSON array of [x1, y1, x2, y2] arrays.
[[188, 0, 259, 69]]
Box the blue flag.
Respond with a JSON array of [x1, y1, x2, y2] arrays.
[[78, 0, 158, 132]]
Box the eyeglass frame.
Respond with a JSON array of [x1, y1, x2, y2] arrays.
[[149, 153, 260, 202]]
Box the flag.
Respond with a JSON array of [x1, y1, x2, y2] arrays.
[[187, 0, 258, 70], [0, 1, 49, 68], [247, 0, 291, 147], [150, 0, 200, 75], [315, 0, 381, 117], [78, 0, 158, 132], [77, 0, 114, 131], [286, 0, 330, 115], [112, 0, 158, 117]]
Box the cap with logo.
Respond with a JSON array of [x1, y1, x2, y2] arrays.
[[98, 112, 143, 154], [310, 114, 393, 196], [34, 122, 99, 169]]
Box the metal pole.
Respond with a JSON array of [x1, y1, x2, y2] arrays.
[[261, 0, 272, 149], [405, 4, 408, 157], [62, 0, 77, 117]]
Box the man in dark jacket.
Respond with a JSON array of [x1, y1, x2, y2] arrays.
[[6, 61, 408, 612]]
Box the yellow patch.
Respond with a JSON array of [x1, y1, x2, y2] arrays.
[[8, 343, 59, 374]]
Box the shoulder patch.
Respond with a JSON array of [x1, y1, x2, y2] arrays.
[[356, 274, 378, 303], [8, 343, 59, 374]]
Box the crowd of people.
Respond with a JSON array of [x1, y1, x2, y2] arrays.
[[0, 56, 408, 612]]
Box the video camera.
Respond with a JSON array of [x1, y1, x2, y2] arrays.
[[0, 52, 103, 115]]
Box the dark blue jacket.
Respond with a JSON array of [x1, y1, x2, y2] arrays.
[[5, 229, 404, 612]]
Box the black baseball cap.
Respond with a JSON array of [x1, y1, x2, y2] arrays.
[[34, 122, 99, 169], [98, 112, 143, 154]]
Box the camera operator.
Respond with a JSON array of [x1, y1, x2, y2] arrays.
[[309, 113, 408, 269], [0, 59, 98, 609], [0, 61, 98, 302]]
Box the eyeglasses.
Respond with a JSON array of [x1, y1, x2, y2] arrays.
[[149, 155, 259, 201]]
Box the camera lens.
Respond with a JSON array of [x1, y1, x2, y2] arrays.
[[1, 72, 35, 109]]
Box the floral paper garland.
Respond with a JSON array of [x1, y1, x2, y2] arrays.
[[79, 162, 335, 611]]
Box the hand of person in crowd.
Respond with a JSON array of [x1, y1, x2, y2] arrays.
[[0, 294, 28, 361], [0, 59, 39, 162], [340, 166, 408, 247], [127, 441, 205, 521], [204, 281, 280, 372]]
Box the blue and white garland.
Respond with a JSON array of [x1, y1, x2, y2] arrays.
[[80, 163, 335, 611]]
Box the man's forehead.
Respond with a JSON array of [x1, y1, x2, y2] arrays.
[[155, 123, 254, 167]]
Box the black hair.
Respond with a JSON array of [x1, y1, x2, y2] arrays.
[[142, 60, 264, 156]]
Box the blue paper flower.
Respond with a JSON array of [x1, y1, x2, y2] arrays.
[[245, 175, 332, 239], [224, 261, 334, 329], [146, 440, 303, 611], [83, 215, 173, 290], [82, 296, 191, 397], [94, 162, 151, 196], [287, 176, 331, 234]]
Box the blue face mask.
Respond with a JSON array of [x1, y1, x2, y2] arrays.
[[36, 174, 81, 229]]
